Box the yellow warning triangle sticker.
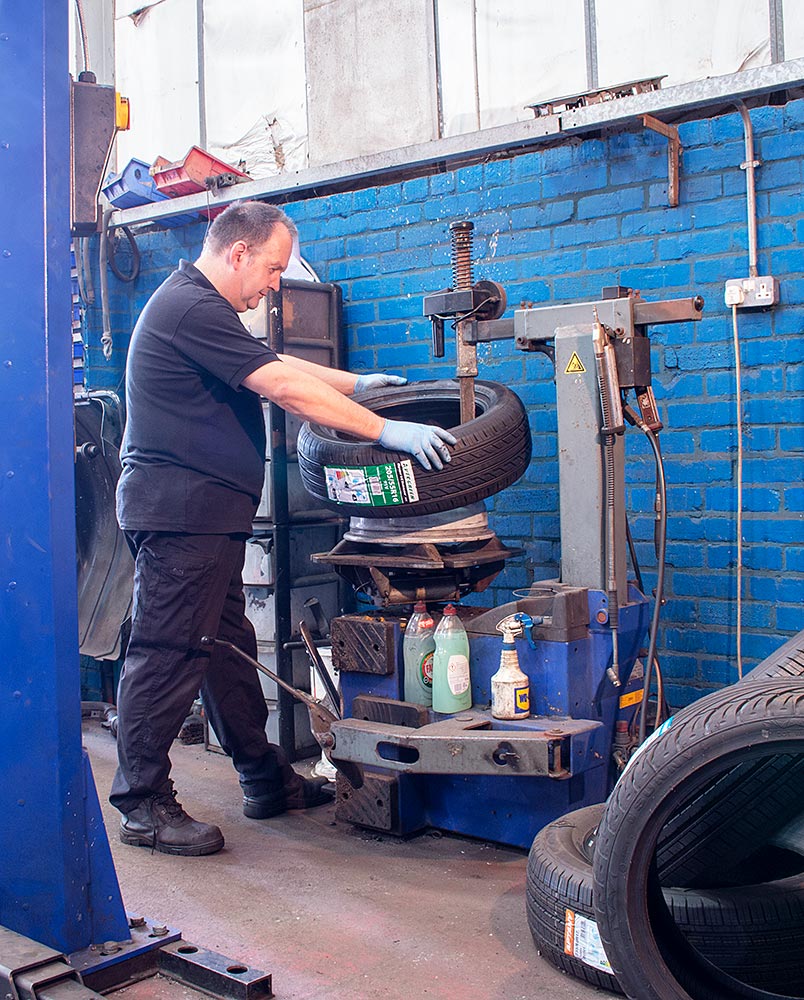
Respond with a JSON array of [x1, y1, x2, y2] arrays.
[[565, 352, 586, 374]]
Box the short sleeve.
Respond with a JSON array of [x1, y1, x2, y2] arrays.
[[172, 294, 279, 388]]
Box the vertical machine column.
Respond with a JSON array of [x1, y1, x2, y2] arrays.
[[553, 324, 627, 604]]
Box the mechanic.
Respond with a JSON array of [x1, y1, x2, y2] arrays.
[[111, 199, 456, 856]]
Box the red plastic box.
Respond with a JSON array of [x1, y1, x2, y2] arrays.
[[151, 147, 250, 216]]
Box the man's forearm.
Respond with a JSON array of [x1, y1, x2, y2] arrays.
[[276, 353, 358, 394], [242, 361, 384, 439]]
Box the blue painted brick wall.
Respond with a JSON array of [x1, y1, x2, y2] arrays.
[[85, 102, 804, 710]]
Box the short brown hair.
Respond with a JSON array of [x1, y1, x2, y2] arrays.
[[203, 201, 298, 254]]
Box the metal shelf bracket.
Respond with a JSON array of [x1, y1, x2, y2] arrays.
[[642, 114, 681, 207]]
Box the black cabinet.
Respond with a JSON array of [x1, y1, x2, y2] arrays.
[[207, 279, 348, 761]]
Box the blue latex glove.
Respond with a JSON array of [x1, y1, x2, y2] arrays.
[[378, 419, 457, 471], [354, 373, 408, 393]]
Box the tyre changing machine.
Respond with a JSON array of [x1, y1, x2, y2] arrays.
[[320, 237, 704, 849]]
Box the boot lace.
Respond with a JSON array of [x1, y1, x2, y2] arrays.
[[152, 787, 186, 822]]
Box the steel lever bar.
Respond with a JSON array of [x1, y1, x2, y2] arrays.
[[199, 635, 364, 789], [298, 620, 341, 711]]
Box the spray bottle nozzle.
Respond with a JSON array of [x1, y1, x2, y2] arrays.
[[496, 614, 524, 643]]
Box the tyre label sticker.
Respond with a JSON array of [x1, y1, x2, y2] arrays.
[[323, 460, 419, 506], [564, 909, 612, 973]]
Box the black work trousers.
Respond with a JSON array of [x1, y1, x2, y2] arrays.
[[110, 530, 296, 813]]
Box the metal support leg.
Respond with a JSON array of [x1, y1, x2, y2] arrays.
[[553, 325, 627, 603]]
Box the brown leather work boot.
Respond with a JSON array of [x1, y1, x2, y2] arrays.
[[120, 786, 224, 856]]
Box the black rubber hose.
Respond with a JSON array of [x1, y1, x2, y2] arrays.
[[625, 514, 645, 593], [106, 224, 141, 283]]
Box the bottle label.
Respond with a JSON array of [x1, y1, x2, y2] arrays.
[[421, 651, 433, 686], [447, 654, 470, 695], [515, 685, 530, 713]]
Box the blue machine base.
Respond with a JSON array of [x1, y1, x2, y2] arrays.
[[337, 586, 650, 850]]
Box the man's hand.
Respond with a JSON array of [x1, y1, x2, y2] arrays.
[[354, 373, 408, 393], [378, 419, 457, 471]]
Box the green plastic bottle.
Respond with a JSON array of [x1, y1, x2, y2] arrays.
[[432, 604, 472, 714], [403, 601, 435, 707]]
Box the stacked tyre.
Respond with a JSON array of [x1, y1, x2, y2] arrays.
[[527, 630, 804, 1000]]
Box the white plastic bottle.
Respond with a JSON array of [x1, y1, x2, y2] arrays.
[[491, 616, 530, 719], [403, 601, 435, 707], [432, 604, 472, 714]]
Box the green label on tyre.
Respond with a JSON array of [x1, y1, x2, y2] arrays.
[[323, 460, 419, 506]]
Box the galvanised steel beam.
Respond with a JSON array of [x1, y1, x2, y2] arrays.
[[109, 58, 804, 229], [0, 0, 129, 954]]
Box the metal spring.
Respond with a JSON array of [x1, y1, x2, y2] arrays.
[[449, 220, 474, 289]]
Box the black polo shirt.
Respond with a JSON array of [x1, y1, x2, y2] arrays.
[[116, 260, 279, 533]]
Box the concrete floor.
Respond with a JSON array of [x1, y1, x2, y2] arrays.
[[85, 722, 607, 1000]]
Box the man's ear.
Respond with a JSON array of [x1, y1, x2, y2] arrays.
[[229, 240, 249, 268]]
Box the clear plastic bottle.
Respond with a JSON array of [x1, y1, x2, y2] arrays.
[[432, 604, 472, 714], [403, 601, 435, 707]]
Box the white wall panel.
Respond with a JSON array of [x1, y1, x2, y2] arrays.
[[476, 0, 587, 125], [786, 2, 804, 59], [111, 0, 801, 177], [115, 0, 200, 166], [438, 0, 587, 135], [596, 0, 771, 90], [304, 0, 439, 165], [437, 0, 478, 135], [203, 0, 308, 176]]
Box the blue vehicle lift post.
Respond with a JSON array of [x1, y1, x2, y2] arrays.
[[0, 0, 130, 954]]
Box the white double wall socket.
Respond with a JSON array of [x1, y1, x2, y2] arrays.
[[724, 275, 780, 308]]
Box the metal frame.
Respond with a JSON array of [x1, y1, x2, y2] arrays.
[[770, 0, 786, 64], [463, 292, 704, 595], [583, 0, 599, 91], [264, 281, 347, 760], [642, 114, 681, 207], [329, 711, 600, 778], [0, 927, 95, 1000]]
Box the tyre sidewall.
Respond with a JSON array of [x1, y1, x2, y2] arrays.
[[593, 680, 804, 1000]]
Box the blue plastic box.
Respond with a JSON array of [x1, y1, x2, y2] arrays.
[[102, 158, 164, 209], [102, 158, 199, 228]]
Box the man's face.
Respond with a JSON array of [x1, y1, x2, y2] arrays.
[[234, 225, 293, 312]]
